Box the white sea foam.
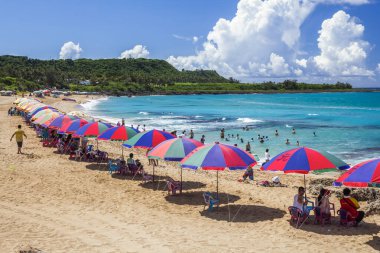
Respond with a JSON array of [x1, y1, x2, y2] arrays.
[[138, 111, 149, 115], [81, 97, 109, 111], [285, 124, 293, 128], [222, 117, 226, 121], [195, 115, 203, 118], [91, 115, 119, 125], [237, 117, 263, 123], [307, 113, 319, 116]]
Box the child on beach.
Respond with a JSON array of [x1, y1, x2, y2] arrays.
[[240, 166, 254, 182], [339, 188, 365, 226], [10, 125, 27, 154]]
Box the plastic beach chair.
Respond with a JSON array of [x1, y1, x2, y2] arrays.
[[108, 160, 119, 174], [166, 178, 180, 195], [288, 206, 308, 228], [203, 192, 219, 211]]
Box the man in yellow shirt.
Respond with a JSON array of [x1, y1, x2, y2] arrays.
[[10, 125, 27, 154]]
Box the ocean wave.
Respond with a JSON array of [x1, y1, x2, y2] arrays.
[[81, 97, 109, 111], [138, 111, 149, 115], [237, 118, 263, 123], [307, 113, 319, 116], [285, 124, 293, 128]]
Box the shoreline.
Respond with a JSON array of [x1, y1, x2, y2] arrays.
[[99, 88, 379, 97]]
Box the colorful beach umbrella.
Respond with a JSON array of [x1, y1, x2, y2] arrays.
[[148, 137, 204, 191], [33, 112, 61, 125], [261, 147, 349, 174], [45, 115, 78, 129], [74, 121, 113, 138], [98, 125, 139, 141], [59, 118, 89, 134], [122, 129, 175, 149], [334, 158, 380, 187], [31, 109, 57, 121], [148, 137, 204, 161], [28, 106, 56, 117], [181, 142, 257, 196]]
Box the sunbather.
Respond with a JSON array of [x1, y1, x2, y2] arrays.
[[240, 166, 253, 182]]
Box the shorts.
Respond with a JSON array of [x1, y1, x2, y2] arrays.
[[17, 141, 23, 148]]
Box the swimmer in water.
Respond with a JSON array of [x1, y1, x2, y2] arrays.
[[286, 139, 290, 145]]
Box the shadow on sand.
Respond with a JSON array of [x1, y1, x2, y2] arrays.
[[200, 204, 286, 223], [366, 236, 380, 251], [165, 191, 240, 206], [139, 180, 207, 192], [298, 217, 380, 236]]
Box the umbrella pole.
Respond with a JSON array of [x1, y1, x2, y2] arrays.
[[217, 170, 219, 199], [180, 166, 183, 194], [152, 163, 155, 182], [304, 174, 307, 200], [121, 145, 124, 158]]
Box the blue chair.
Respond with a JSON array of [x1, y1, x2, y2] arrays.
[[108, 160, 119, 174], [203, 192, 219, 211]]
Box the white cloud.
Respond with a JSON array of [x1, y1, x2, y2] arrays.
[[59, 41, 82, 60], [119, 45, 149, 59], [167, 0, 371, 82], [295, 58, 308, 68], [192, 36, 199, 43], [313, 10, 373, 76], [173, 34, 200, 44], [377, 64, 380, 73]]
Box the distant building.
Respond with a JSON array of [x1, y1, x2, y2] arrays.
[[79, 80, 91, 85]]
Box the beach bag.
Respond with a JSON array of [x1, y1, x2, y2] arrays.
[[258, 180, 270, 187]]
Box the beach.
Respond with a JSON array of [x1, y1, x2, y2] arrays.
[[1, 96, 380, 253]]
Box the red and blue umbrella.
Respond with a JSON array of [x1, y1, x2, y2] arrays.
[[74, 121, 113, 138], [334, 158, 380, 187], [148, 137, 204, 161], [181, 142, 257, 196], [122, 129, 175, 149], [261, 147, 349, 174], [181, 142, 257, 171], [45, 115, 78, 129], [98, 125, 139, 141], [59, 118, 89, 134]]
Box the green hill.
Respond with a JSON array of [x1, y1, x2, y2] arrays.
[[0, 55, 229, 92]]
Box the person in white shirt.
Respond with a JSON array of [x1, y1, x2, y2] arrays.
[[293, 187, 309, 215], [264, 149, 270, 162]]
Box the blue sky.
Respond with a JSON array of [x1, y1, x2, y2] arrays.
[[0, 0, 379, 86]]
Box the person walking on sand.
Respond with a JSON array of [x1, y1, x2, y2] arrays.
[[10, 125, 27, 154]]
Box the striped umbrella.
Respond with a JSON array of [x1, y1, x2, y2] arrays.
[[334, 158, 380, 187], [59, 118, 89, 134], [31, 109, 57, 121], [74, 121, 113, 138], [181, 142, 257, 196], [28, 106, 56, 117], [122, 129, 175, 149], [261, 147, 349, 174], [98, 125, 139, 141], [33, 112, 61, 126], [261, 147, 349, 199], [148, 137, 204, 191], [45, 115, 78, 129]]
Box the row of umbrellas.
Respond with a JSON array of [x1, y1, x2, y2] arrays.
[[14, 98, 380, 194]]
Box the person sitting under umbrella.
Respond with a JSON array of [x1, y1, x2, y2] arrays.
[[340, 188, 365, 226], [293, 187, 311, 216], [239, 166, 254, 183], [127, 153, 143, 174], [315, 188, 333, 224]]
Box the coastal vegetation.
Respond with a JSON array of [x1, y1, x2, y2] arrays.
[[0, 55, 353, 94]]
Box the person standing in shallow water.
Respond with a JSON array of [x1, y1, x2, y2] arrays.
[[220, 128, 225, 139], [200, 135, 205, 144], [190, 129, 194, 139], [10, 125, 27, 154]]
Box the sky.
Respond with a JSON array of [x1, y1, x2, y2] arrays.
[[0, 0, 379, 87]]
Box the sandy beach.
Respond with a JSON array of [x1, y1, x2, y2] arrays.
[[1, 95, 380, 253]]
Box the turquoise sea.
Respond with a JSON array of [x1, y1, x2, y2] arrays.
[[81, 92, 380, 165]]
